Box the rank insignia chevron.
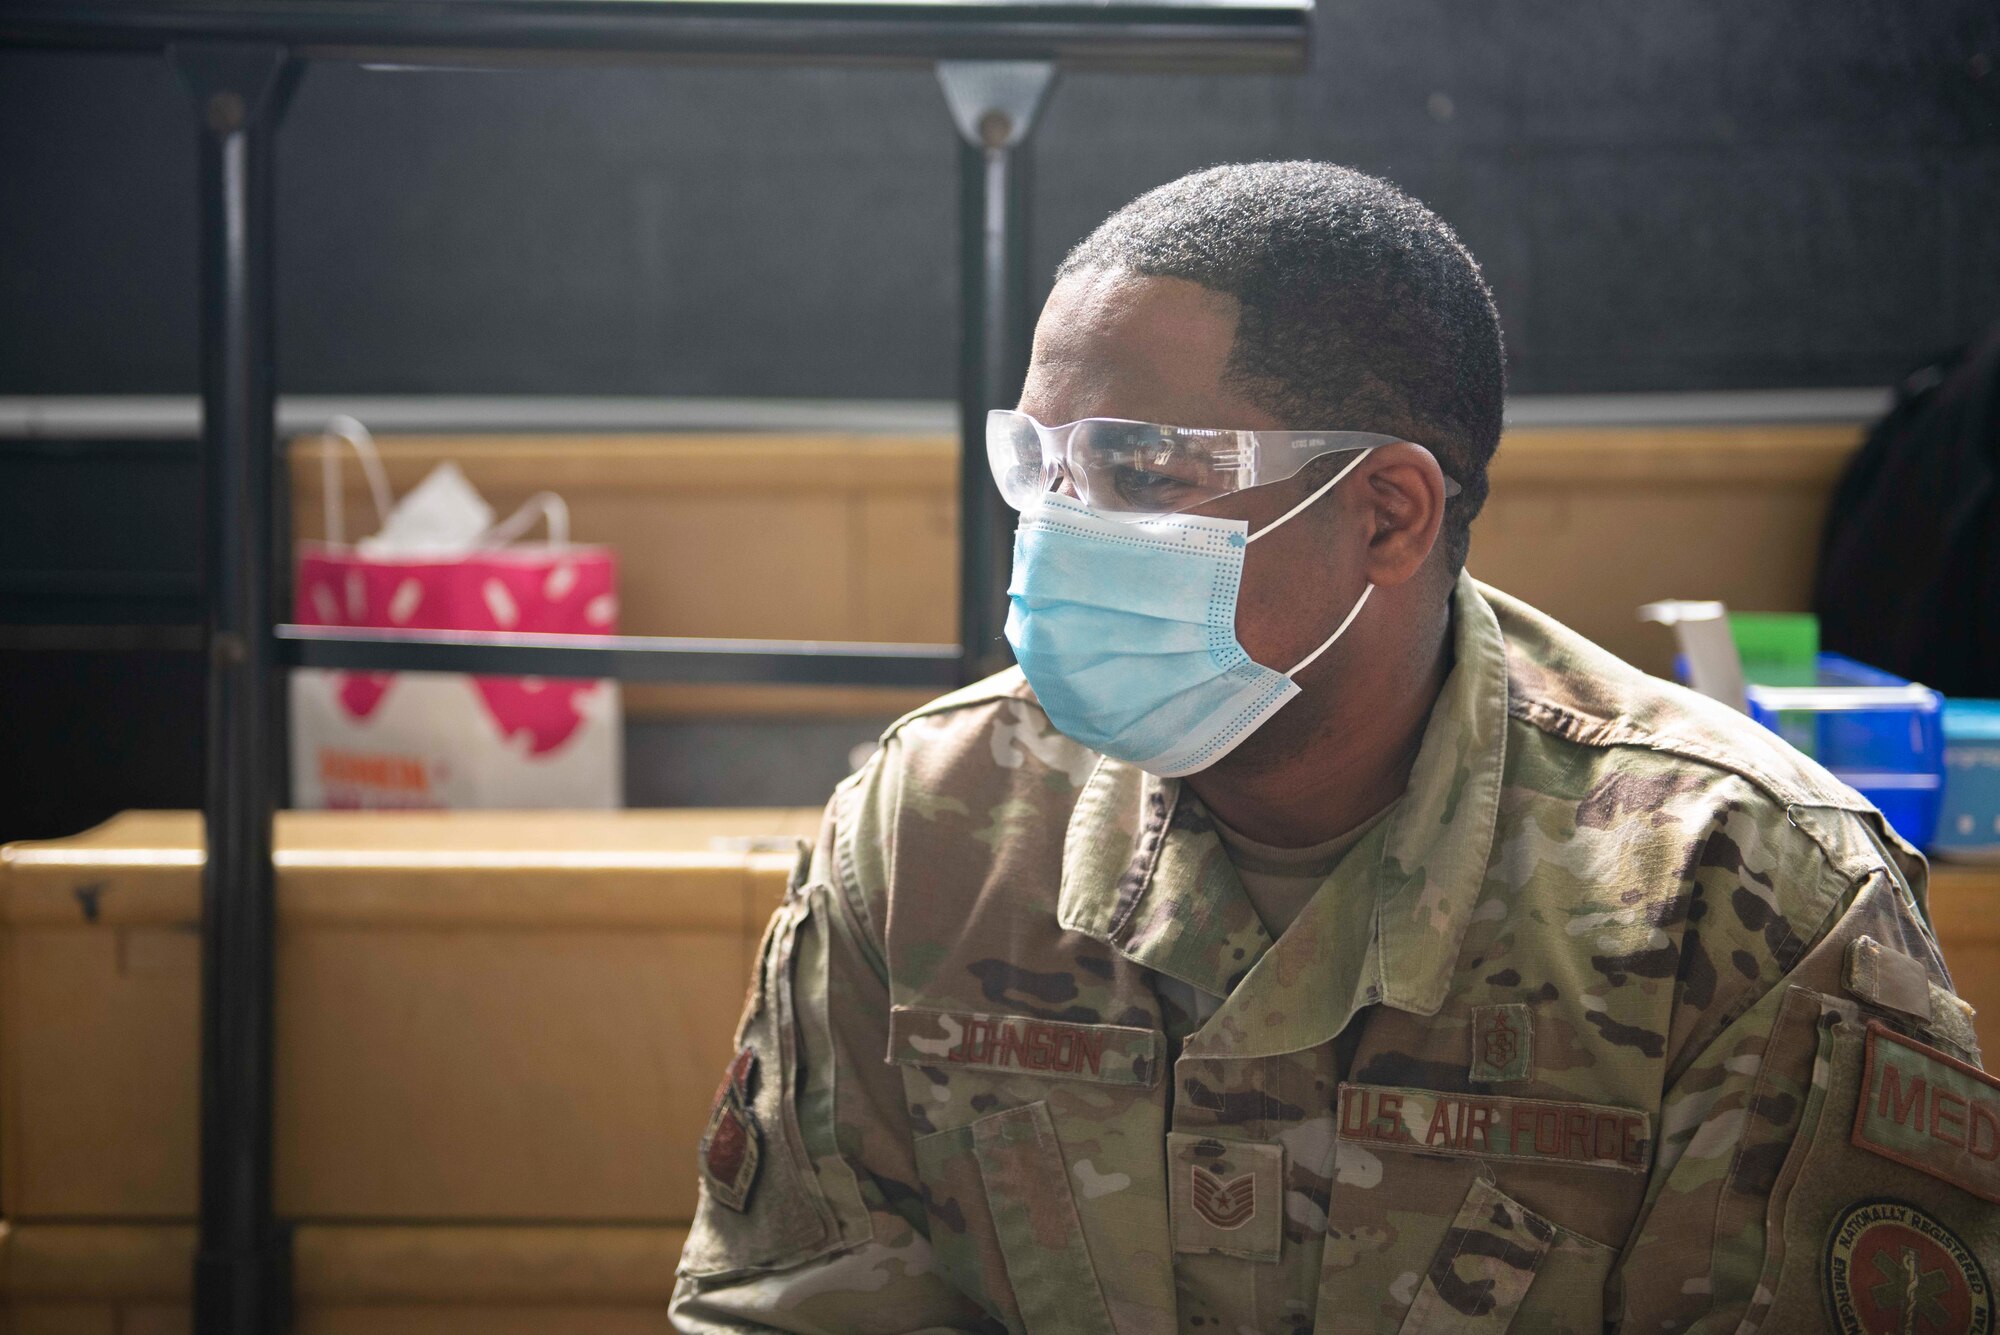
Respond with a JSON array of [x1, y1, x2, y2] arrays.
[[1190, 1164, 1257, 1230]]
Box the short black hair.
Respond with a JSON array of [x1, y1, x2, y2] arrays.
[[1057, 161, 1504, 573]]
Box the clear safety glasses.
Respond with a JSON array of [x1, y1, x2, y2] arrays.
[[987, 409, 1462, 517]]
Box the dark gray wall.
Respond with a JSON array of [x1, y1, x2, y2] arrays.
[[4, 1, 1997, 399], [0, 4, 1996, 841]]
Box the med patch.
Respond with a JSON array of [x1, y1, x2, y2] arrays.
[[1823, 1199, 1993, 1335], [1851, 1022, 2000, 1205]]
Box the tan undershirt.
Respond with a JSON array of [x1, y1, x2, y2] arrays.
[[1211, 805, 1393, 938]]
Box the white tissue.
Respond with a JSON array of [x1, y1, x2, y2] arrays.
[[358, 462, 496, 557]]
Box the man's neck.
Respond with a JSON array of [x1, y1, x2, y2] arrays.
[[1187, 609, 1453, 849]]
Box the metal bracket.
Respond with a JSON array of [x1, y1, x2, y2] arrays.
[[936, 60, 1056, 149], [168, 41, 301, 135]]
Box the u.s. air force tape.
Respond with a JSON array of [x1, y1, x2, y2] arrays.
[[887, 1006, 1161, 1087], [1337, 1082, 1653, 1173]]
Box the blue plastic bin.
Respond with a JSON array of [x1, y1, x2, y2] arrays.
[[1934, 700, 2000, 861], [1744, 654, 1945, 850]]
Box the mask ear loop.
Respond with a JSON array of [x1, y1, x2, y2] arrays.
[[1287, 583, 1373, 678], [1239, 445, 1378, 679]]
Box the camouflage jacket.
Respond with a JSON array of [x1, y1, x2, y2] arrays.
[[672, 573, 1996, 1334]]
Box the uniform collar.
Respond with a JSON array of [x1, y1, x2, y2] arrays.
[[1057, 569, 1508, 1025], [1370, 569, 1509, 1015]]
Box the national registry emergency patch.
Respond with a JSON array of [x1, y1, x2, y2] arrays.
[[1823, 1199, 1992, 1335], [700, 1047, 761, 1212]]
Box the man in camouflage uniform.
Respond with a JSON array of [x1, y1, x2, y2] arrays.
[[673, 164, 1996, 1333]]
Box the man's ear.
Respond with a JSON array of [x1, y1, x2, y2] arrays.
[[1358, 443, 1448, 589]]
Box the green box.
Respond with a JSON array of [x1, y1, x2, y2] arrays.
[[1729, 612, 1819, 688]]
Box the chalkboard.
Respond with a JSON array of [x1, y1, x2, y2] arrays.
[[2, 3, 1994, 402]]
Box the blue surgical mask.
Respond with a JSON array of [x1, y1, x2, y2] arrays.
[[1005, 450, 1374, 777]]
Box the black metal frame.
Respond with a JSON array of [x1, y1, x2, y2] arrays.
[[0, 6, 1307, 1331], [279, 624, 963, 686], [1, 0, 1305, 69]]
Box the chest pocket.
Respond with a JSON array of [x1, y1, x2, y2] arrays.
[[1322, 1082, 1635, 1334], [1397, 1174, 1615, 1335], [914, 1101, 1118, 1335]]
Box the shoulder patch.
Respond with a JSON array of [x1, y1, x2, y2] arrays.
[[679, 891, 873, 1279], [1824, 1199, 1993, 1335], [700, 1048, 762, 1212], [1851, 1022, 2000, 1205]]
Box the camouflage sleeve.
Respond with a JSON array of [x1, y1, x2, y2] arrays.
[[671, 744, 1004, 1334], [1611, 808, 1994, 1334]]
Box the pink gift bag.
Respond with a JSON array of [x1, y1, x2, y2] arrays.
[[289, 420, 622, 808]]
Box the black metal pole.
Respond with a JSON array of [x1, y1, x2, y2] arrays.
[[940, 62, 1053, 683], [955, 132, 1021, 680], [169, 40, 299, 1335]]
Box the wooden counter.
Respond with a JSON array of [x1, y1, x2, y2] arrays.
[[0, 1221, 692, 1334], [1, 810, 816, 1224], [292, 423, 1866, 717]]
